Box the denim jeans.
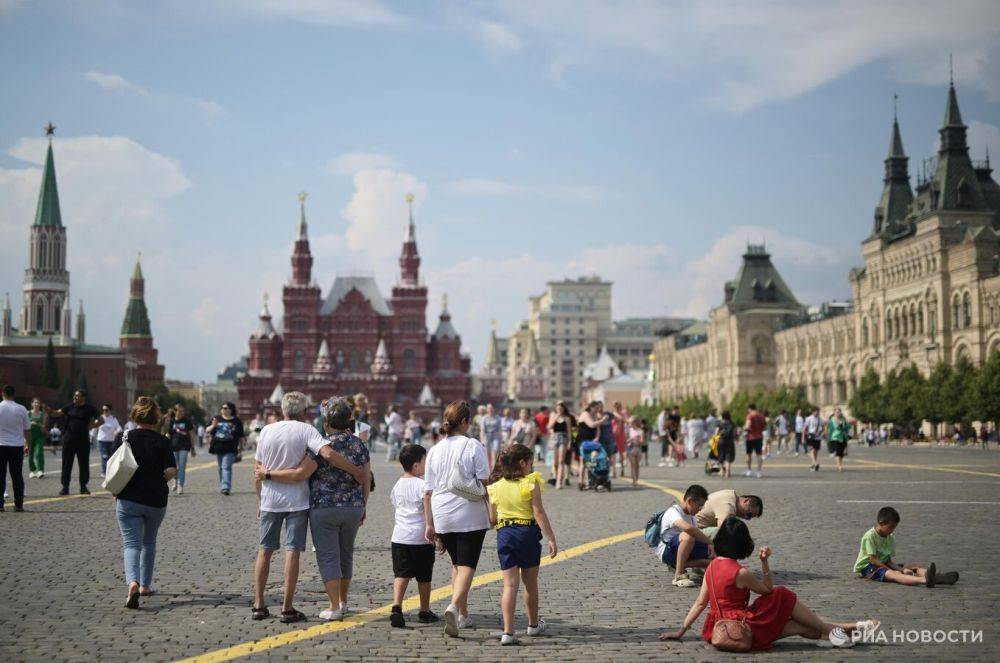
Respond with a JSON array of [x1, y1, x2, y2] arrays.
[[216, 452, 235, 491], [116, 498, 166, 587], [173, 450, 189, 487], [98, 441, 114, 475]]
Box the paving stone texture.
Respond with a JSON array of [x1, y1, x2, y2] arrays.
[[1, 441, 997, 662]]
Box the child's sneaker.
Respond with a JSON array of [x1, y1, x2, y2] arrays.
[[672, 576, 697, 588], [925, 562, 937, 588], [936, 571, 959, 585], [526, 619, 547, 636], [389, 605, 405, 628], [500, 632, 519, 646], [418, 610, 440, 623]]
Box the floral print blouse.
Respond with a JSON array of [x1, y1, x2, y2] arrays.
[[309, 430, 369, 508]]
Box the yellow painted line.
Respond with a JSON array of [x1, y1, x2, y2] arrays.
[[21, 460, 219, 506], [180, 483, 686, 663], [853, 458, 1000, 479]]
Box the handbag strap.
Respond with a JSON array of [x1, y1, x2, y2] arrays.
[[707, 562, 749, 624]]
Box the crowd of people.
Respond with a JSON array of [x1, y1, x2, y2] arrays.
[[0, 383, 968, 651]]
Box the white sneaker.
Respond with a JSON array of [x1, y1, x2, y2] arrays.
[[458, 613, 474, 629], [526, 619, 548, 636], [754, 471, 762, 479], [672, 576, 697, 588], [177, 484, 184, 495], [743, 470, 752, 477], [339, 603, 349, 617], [794, 452, 800, 456], [29, 471, 36, 478], [319, 606, 344, 621], [443, 604, 459, 637], [818, 627, 854, 648], [500, 633, 519, 645], [658, 461, 666, 467]]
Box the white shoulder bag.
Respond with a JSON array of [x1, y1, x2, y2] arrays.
[[102, 430, 138, 495], [446, 436, 485, 501]]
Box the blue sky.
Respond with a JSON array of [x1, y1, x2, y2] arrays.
[[2, 0, 999, 382]]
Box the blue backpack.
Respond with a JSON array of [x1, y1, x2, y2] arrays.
[[644, 509, 668, 547]]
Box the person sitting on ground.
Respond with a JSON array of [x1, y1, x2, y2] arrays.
[[854, 506, 958, 588], [654, 484, 714, 588], [694, 489, 763, 539], [389, 444, 439, 628], [661, 516, 877, 649]]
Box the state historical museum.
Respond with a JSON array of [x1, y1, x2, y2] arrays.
[[236, 195, 471, 416]]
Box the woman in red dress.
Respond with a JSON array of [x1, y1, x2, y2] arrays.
[[660, 517, 877, 650], [610, 401, 628, 478]]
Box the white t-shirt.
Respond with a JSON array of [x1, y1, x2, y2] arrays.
[[97, 414, 122, 442], [423, 435, 490, 533], [386, 412, 404, 437], [655, 503, 695, 559], [775, 415, 789, 436], [804, 414, 824, 436], [794, 414, 805, 433], [391, 476, 428, 545], [255, 419, 330, 512], [0, 400, 31, 447]]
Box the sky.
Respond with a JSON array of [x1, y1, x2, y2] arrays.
[[1, 0, 999, 383]]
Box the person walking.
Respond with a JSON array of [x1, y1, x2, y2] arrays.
[[533, 406, 550, 464], [716, 411, 737, 478], [576, 402, 602, 488], [793, 409, 805, 456], [508, 409, 537, 450], [803, 408, 825, 472], [308, 397, 371, 621], [610, 402, 628, 477], [775, 410, 790, 455], [56, 389, 102, 495], [743, 404, 766, 479], [27, 398, 47, 479], [206, 402, 245, 495], [385, 406, 404, 462], [827, 408, 850, 473], [166, 405, 196, 493], [480, 404, 503, 470], [0, 385, 31, 512], [96, 404, 123, 478], [656, 405, 669, 467], [500, 408, 515, 445], [423, 401, 490, 638], [113, 397, 176, 608], [548, 402, 573, 489]]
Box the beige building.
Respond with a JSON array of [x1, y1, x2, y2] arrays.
[[656, 83, 1000, 412]]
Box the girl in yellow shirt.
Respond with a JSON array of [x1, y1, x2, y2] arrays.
[[486, 443, 558, 645]]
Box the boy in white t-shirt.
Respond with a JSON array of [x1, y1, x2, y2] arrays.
[[654, 484, 713, 588], [389, 444, 439, 628]]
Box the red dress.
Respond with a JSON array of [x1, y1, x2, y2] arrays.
[[701, 557, 797, 651], [612, 415, 628, 454]]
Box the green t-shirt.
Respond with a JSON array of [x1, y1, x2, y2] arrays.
[[828, 418, 849, 442], [854, 527, 895, 572]]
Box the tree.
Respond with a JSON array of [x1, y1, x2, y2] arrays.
[[886, 365, 926, 436], [947, 356, 978, 429], [679, 394, 714, 419], [924, 362, 954, 439], [140, 383, 207, 426], [849, 367, 884, 424], [43, 337, 60, 388], [763, 385, 812, 417], [974, 349, 1000, 433]]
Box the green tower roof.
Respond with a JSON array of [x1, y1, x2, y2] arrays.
[[120, 298, 152, 338], [33, 140, 63, 227]]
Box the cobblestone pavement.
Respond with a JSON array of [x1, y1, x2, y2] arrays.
[[1, 442, 998, 662]]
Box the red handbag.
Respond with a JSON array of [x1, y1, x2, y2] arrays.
[[708, 565, 753, 652]]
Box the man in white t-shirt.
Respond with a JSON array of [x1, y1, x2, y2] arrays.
[[250, 391, 363, 622], [385, 406, 404, 462], [654, 485, 713, 587], [0, 384, 31, 511], [803, 407, 825, 471]]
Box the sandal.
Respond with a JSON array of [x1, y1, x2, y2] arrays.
[[125, 585, 140, 610], [280, 609, 307, 624], [251, 606, 270, 621], [139, 589, 157, 597]]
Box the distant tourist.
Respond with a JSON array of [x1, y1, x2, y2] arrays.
[[743, 404, 766, 478], [827, 408, 850, 473], [384, 405, 404, 462], [0, 384, 31, 512], [56, 389, 102, 495], [715, 411, 737, 478], [206, 402, 245, 495], [96, 404, 123, 477], [27, 398, 47, 479], [166, 405, 196, 493], [803, 408, 825, 472], [480, 403, 503, 470], [548, 402, 573, 489], [113, 397, 176, 609]]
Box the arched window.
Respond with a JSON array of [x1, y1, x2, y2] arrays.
[[861, 319, 869, 346], [953, 296, 962, 329], [918, 309, 924, 334], [35, 300, 44, 331], [909, 307, 916, 336], [335, 349, 345, 367], [294, 349, 305, 371], [39, 236, 48, 270], [402, 349, 415, 371], [349, 349, 360, 370], [963, 292, 972, 327], [364, 349, 372, 367], [52, 298, 61, 333], [901, 310, 908, 337]]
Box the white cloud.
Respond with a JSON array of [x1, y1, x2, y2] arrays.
[[326, 151, 401, 176], [341, 167, 428, 258], [453, 0, 1000, 112], [217, 0, 404, 28], [478, 20, 522, 56], [83, 71, 227, 119], [443, 177, 609, 202]]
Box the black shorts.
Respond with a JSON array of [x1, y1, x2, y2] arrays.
[[806, 435, 821, 451], [830, 440, 847, 458], [438, 529, 488, 569], [391, 542, 435, 582], [718, 440, 736, 463], [745, 438, 763, 455]]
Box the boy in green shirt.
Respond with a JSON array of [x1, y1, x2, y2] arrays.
[[854, 506, 958, 587]]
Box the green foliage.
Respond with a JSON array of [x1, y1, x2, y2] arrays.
[[627, 402, 668, 428], [975, 350, 1000, 428], [947, 356, 978, 427], [679, 394, 714, 419], [924, 362, 954, 428], [139, 383, 207, 426], [849, 368, 884, 423], [885, 365, 926, 434], [43, 338, 60, 388]]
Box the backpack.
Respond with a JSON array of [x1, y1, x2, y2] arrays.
[[644, 509, 668, 547]]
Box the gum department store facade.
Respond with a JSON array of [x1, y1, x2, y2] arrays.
[[655, 83, 1000, 412]]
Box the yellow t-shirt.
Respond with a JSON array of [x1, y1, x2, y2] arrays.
[[487, 471, 544, 521]]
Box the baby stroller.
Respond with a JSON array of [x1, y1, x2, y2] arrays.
[[580, 439, 612, 491], [704, 431, 722, 475]]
